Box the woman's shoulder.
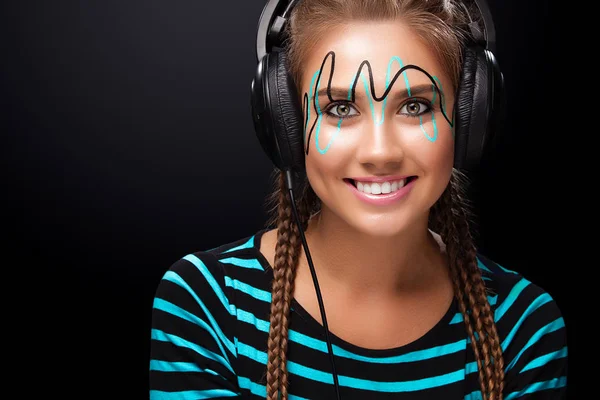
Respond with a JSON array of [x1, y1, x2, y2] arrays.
[[153, 230, 270, 332], [202, 228, 271, 273], [475, 253, 561, 311], [189, 226, 269, 266], [476, 253, 564, 325], [153, 228, 271, 303], [476, 253, 567, 389]]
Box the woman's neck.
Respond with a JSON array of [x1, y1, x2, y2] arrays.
[[300, 209, 448, 300]]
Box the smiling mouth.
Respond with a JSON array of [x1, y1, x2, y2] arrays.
[[344, 177, 417, 195]]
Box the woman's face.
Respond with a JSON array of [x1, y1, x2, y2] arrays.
[[300, 20, 455, 237]]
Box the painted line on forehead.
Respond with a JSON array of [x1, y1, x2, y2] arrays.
[[349, 61, 453, 128], [314, 65, 355, 154], [419, 77, 441, 142], [303, 51, 336, 155], [303, 70, 320, 143], [354, 56, 446, 143], [432, 75, 454, 137], [314, 65, 326, 153], [302, 51, 453, 155], [361, 74, 377, 124], [374, 56, 411, 126], [315, 74, 354, 155], [337, 56, 411, 128], [315, 57, 412, 153]]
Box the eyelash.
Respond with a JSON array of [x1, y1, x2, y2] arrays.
[[323, 98, 433, 120]]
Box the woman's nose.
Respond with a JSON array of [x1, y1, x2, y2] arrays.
[[355, 120, 404, 171]]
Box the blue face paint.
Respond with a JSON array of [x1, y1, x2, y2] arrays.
[[303, 51, 347, 155], [417, 76, 443, 142], [313, 63, 353, 155], [302, 51, 452, 155], [370, 56, 411, 126]]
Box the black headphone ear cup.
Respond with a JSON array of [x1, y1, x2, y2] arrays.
[[251, 54, 283, 169], [268, 51, 306, 172], [453, 46, 491, 172], [250, 49, 305, 173]]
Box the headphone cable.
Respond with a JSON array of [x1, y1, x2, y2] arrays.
[[285, 170, 342, 400]]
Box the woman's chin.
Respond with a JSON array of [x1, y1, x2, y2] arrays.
[[346, 214, 415, 238]]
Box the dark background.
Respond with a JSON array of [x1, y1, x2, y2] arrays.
[[3, 0, 575, 398]]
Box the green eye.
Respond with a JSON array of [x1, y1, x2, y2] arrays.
[[335, 104, 351, 116], [325, 102, 358, 119], [400, 100, 431, 117]]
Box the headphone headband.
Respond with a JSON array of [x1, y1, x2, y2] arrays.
[[255, 0, 496, 62], [251, 0, 505, 174]]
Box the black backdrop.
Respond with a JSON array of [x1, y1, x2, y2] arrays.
[[3, 1, 575, 398]]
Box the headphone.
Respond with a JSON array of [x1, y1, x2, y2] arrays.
[[249, 1, 504, 398], [250, 0, 504, 175]]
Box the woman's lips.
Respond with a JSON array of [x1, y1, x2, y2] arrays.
[[344, 177, 417, 206]]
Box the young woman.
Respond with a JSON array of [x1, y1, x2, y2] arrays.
[[149, 1, 567, 399]]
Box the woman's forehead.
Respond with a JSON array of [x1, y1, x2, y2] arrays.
[[301, 21, 445, 86]]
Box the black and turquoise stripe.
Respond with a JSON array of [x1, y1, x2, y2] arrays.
[[149, 229, 567, 399]]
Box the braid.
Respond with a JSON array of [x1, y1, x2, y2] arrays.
[[265, 171, 313, 400], [432, 170, 505, 399], [263, 169, 504, 399]]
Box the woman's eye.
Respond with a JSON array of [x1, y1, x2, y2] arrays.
[[326, 103, 358, 118], [399, 100, 431, 117]]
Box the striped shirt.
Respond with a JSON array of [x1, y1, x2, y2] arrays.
[[149, 228, 568, 399]]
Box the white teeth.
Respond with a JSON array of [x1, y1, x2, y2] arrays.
[[355, 179, 407, 195]]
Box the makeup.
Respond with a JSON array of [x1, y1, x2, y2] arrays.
[[302, 51, 452, 155]]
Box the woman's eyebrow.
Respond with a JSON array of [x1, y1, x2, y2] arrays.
[[316, 83, 440, 101]]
